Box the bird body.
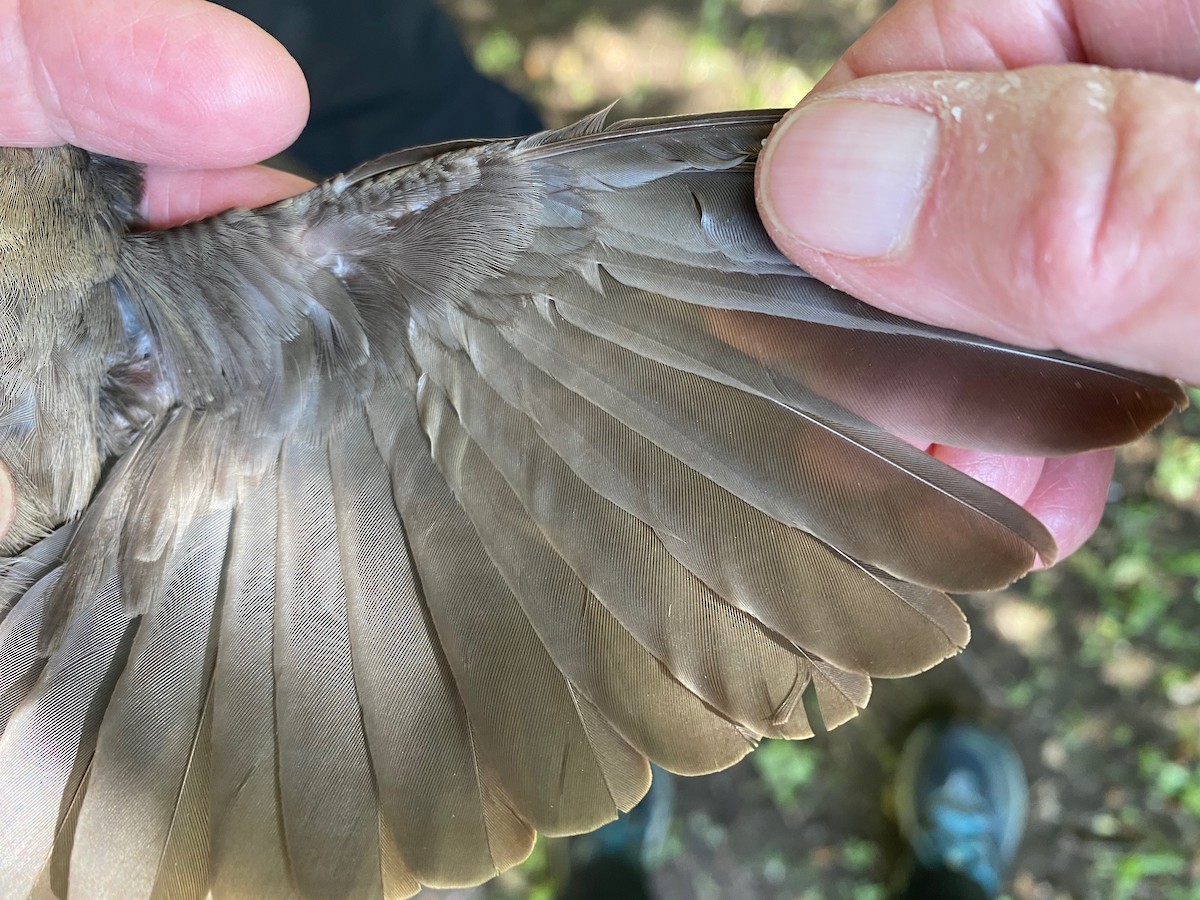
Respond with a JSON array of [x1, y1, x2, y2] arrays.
[[0, 109, 1184, 898]]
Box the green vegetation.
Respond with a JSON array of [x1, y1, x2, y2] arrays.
[[753, 740, 823, 810]]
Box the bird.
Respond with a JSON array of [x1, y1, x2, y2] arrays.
[[0, 107, 1184, 899]]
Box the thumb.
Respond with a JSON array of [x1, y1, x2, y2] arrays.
[[756, 65, 1200, 384]]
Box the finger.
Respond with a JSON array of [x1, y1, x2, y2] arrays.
[[142, 164, 315, 227], [818, 0, 1200, 89], [927, 446, 1113, 563], [1023, 450, 1115, 563], [756, 66, 1200, 383], [928, 447, 1044, 507], [925, 447, 1113, 565], [3, 0, 308, 165]]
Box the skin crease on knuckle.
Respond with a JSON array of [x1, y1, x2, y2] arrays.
[[9, 0, 308, 166], [1022, 70, 1200, 377]]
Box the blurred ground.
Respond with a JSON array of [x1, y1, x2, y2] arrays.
[[430, 2, 1200, 897], [443, 0, 881, 123]]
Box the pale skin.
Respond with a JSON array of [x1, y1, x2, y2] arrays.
[[0, 0, 1193, 564]]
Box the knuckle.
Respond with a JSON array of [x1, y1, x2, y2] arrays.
[[1020, 71, 1200, 348]]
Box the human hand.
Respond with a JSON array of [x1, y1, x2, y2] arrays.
[[0, 0, 312, 546], [756, 0, 1198, 560]]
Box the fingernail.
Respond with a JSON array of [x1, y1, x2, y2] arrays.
[[761, 100, 938, 258]]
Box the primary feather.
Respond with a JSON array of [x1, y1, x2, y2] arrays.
[[0, 109, 1185, 899]]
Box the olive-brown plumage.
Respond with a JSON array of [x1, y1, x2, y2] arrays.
[[0, 110, 1184, 899]]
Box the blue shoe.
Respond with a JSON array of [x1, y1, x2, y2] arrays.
[[894, 722, 1028, 898]]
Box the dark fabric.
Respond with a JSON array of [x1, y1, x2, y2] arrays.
[[560, 855, 654, 900], [221, 0, 543, 175], [894, 861, 991, 900]]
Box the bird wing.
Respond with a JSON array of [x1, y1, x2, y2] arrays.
[[0, 108, 1184, 899]]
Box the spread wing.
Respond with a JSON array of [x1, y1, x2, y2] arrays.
[[0, 109, 1183, 899]]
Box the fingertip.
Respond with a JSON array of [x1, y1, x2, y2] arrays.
[[928, 447, 1115, 570], [1024, 451, 1116, 565], [174, 4, 311, 164], [21, 0, 309, 166]]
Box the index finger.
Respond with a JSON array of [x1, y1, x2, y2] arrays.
[[0, 0, 308, 166], [820, 0, 1200, 87]]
